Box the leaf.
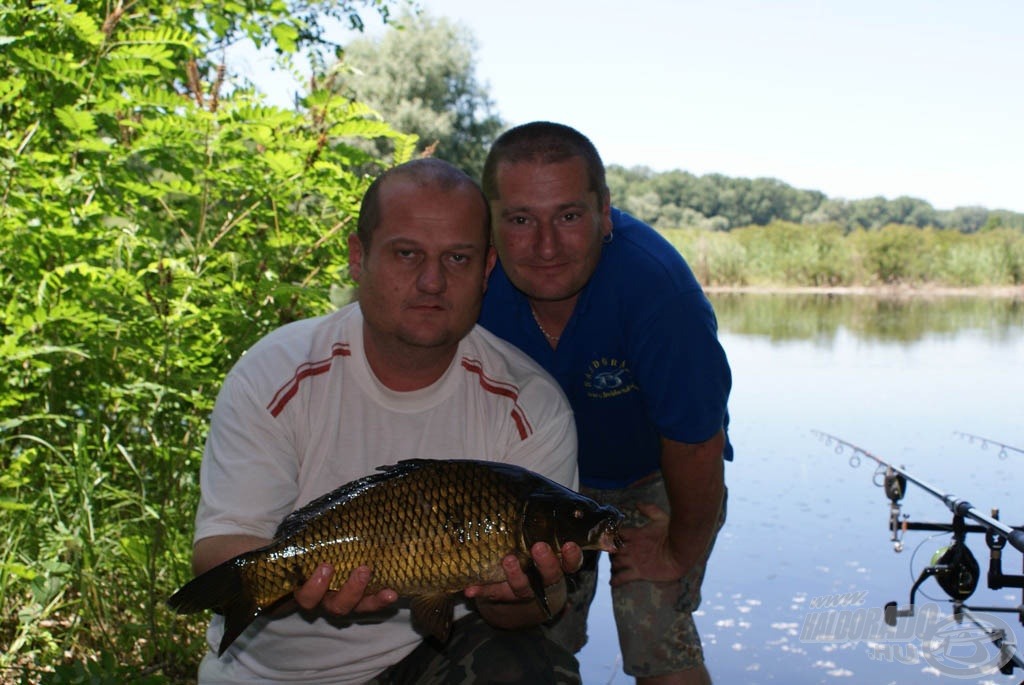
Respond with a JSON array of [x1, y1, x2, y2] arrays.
[[263, 150, 300, 177], [0, 562, 37, 580], [118, 535, 151, 569], [71, 136, 114, 153], [54, 107, 97, 135], [67, 9, 103, 46], [0, 75, 25, 105], [122, 86, 189, 110], [1, 343, 90, 363], [392, 133, 419, 165], [12, 48, 88, 89], [104, 56, 161, 79], [122, 28, 195, 49], [271, 22, 299, 53], [108, 43, 177, 71]]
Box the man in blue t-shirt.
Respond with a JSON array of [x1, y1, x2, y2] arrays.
[[478, 122, 732, 685]]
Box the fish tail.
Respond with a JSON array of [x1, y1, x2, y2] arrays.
[[167, 558, 261, 656]]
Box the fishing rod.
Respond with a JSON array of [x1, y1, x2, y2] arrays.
[[955, 431, 1024, 460], [814, 430, 1024, 679], [813, 430, 1024, 555]]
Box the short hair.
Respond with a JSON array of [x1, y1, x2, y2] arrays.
[[481, 122, 609, 204], [356, 158, 489, 250]]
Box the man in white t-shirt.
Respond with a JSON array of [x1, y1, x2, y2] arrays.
[[190, 158, 583, 683]]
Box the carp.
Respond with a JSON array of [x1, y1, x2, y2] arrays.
[[168, 458, 623, 656]]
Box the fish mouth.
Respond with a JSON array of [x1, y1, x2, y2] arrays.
[[593, 511, 624, 552], [599, 528, 623, 552]]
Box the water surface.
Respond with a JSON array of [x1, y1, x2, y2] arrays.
[[579, 293, 1024, 684]]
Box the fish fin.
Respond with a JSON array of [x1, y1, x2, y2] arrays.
[[525, 565, 552, 618], [167, 557, 263, 657], [218, 593, 262, 656], [167, 559, 244, 614], [410, 592, 456, 642]]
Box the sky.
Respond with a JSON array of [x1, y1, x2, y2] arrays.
[[242, 0, 1024, 212]]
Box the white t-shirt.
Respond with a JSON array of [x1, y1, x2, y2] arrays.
[[193, 302, 577, 684]]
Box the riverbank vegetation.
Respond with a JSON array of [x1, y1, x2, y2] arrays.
[[663, 222, 1024, 288], [2, 3, 1022, 683]]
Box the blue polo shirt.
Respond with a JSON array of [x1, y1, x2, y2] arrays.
[[479, 208, 732, 489]]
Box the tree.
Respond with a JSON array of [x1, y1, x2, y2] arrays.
[[331, 9, 506, 178], [887, 196, 939, 228], [608, 162, 1024, 234], [1, 0, 411, 677], [941, 206, 990, 234]]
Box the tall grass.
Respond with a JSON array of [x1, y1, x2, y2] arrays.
[[664, 222, 1024, 288]]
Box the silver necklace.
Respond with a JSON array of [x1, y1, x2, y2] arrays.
[[530, 305, 560, 344]]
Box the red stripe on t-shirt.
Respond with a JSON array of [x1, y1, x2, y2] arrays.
[[268, 343, 350, 417], [460, 357, 532, 440]]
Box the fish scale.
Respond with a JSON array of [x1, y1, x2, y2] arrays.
[[168, 458, 623, 656]]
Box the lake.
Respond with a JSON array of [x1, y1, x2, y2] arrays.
[[578, 292, 1024, 684]]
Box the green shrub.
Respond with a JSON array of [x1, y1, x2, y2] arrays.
[[1, 0, 410, 679]]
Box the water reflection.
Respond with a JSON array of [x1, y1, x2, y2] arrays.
[[709, 292, 1024, 343]]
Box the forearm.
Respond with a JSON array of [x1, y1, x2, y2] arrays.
[[192, 534, 270, 576], [662, 431, 725, 575]]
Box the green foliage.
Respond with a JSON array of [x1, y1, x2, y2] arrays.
[[660, 229, 747, 286], [731, 222, 853, 286], [847, 224, 930, 284], [1, 0, 411, 680], [23, 651, 166, 684], [662, 223, 1024, 288], [332, 8, 506, 178]]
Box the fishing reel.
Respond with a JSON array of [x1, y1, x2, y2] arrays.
[[884, 515, 981, 626], [930, 537, 982, 601], [883, 525, 1024, 681]]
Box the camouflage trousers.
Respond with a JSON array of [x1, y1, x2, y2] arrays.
[[367, 612, 580, 684], [544, 476, 727, 679]]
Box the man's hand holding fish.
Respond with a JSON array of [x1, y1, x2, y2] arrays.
[[293, 563, 398, 616], [466, 540, 583, 629]]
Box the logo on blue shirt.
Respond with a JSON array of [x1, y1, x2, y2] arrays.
[[584, 358, 639, 399]]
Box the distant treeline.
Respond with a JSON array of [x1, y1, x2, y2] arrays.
[[608, 165, 1024, 234]]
